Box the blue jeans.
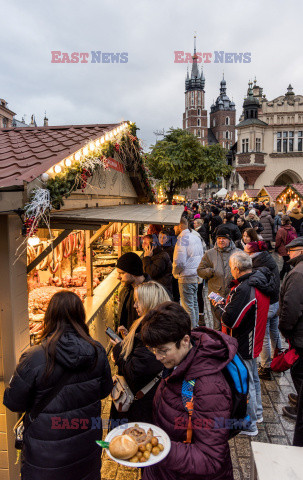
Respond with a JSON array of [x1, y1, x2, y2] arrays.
[[243, 358, 263, 432], [179, 282, 199, 328], [260, 301, 282, 368]]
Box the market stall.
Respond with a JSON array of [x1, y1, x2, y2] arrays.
[[275, 184, 303, 211], [256, 186, 287, 210], [0, 120, 182, 478]]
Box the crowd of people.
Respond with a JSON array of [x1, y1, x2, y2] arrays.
[[3, 198, 303, 480]]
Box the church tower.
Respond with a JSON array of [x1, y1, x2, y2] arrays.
[[182, 37, 208, 145], [209, 75, 236, 150]]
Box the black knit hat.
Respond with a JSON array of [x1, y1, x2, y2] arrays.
[[116, 252, 143, 276], [216, 226, 231, 240]]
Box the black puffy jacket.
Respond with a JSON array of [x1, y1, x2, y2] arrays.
[[3, 327, 113, 480], [251, 251, 280, 304], [142, 247, 173, 295], [111, 330, 163, 424], [279, 254, 303, 350]]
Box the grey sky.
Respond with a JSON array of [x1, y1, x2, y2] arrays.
[[1, 0, 302, 150]]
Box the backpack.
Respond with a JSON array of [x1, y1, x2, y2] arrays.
[[182, 353, 249, 441], [285, 228, 297, 246]]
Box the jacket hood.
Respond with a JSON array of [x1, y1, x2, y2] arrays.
[[54, 328, 97, 369], [260, 210, 271, 218], [169, 328, 238, 381], [247, 268, 275, 297], [252, 251, 276, 271], [215, 239, 236, 252]]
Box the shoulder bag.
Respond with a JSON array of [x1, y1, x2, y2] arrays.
[[111, 373, 162, 413]]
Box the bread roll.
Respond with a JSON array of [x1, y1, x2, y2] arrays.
[[109, 434, 138, 460]]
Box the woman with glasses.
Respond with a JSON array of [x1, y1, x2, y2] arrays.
[[110, 281, 170, 425], [140, 302, 237, 480]]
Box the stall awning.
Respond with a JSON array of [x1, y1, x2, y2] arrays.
[[50, 204, 184, 229]]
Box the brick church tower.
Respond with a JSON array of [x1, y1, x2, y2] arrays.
[[182, 37, 208, 145], [209, 76, 236, 150]]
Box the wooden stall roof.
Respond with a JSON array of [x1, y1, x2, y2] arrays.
[[50, 204, 184, 229]]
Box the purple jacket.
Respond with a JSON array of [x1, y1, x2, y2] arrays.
[[143, 328, 237, 480]]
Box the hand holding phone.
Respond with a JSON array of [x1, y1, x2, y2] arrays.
[[105, 326, 122, 344]]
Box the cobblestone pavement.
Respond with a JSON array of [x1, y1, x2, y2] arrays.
[[101, 274, 296, 480]]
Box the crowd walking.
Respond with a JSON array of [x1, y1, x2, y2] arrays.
[[3, 198, 303, 479]]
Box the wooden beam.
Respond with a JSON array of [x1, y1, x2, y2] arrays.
[[118, 223, 122, 258], [86, 230, 93, 297], [27, 229, 72, 274], [89, 222, 114, 246]]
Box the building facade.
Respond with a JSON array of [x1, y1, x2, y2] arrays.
[[235, 81, 303, 189]]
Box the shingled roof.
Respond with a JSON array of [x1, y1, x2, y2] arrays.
[[0, 123, 122, 188], [261, 185, 285, 200]]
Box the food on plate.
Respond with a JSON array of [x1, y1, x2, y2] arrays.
[[123, 425, 154, 446], [158, 444, 164, 452], [109, 434, 138, 460], [151, 436, 158, 447], [146, 442, 152, 452], [129, 456, 139, 463], [143, 451, 150, 460], [152, 446, 160, 456]]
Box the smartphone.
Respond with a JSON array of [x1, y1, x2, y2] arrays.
[[105, 326, 122, 343], [208, 292, 225, 303]]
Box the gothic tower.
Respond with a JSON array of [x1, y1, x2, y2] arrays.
[[182, 37, 208, 145]]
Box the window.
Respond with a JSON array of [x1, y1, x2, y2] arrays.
[[197, 129, 201, 137], [197, 108, 201, 116], [256, 138, 261, 152], [2, 117, 8, 128], [277, 132, 281, 152], [194, 129, 196, 136], [242, 138, 249, 153], [225, 131, 229, 139], [197, 118, 201, 127], [191, 92, 194, 106], [186, 119, 188, 128], [186, 110, 188, 118], [225, 117, 230, 125], [222, 142, 225, 148], [298, 131, 303, 151], [213, 118, 216, 127], [281, 131, 294, 152]]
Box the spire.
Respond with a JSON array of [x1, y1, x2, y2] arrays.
[[44, 111, 49, 126], [191, 35, 199, 79], [220, 74, 227, 95]]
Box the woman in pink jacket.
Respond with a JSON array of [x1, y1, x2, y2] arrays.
[[141, 302, 236, 480]]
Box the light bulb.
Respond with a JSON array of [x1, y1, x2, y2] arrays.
[[75, 152, 81, 161], [95, 139, 100, 147], [28, 236, 40, 246], [105, 134, 109, 141], [41, 172, 49, 182], [65, 158, 72, 167], [113, 129, 117, 135], [100, 137, 105, 144], [83, 146, 88, 156], [89, 142, 95, 151], [54, 165, 62, 174]]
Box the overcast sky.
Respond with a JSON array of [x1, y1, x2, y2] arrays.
[[1, 0, 303, 150]]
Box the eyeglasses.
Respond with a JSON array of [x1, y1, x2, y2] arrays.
[[147, 342, 177, 358]]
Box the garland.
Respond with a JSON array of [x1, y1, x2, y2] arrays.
[[23, 123, 155, 237]]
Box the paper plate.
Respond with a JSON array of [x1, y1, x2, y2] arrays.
[[101, 422, 171, 467]]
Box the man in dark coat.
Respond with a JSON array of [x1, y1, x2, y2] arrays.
[[142, 235, 173, 296], [210, 207, 223, 244], [215, 251, 272, 435], [224, 213, 242, 242], [116, 252, 151, 330], [278, 237, 303, 446], [3, 327, 113, 480], [141, 302, 236, 480]]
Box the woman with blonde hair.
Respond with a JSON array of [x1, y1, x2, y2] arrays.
[[110, 281, 170, 424]]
